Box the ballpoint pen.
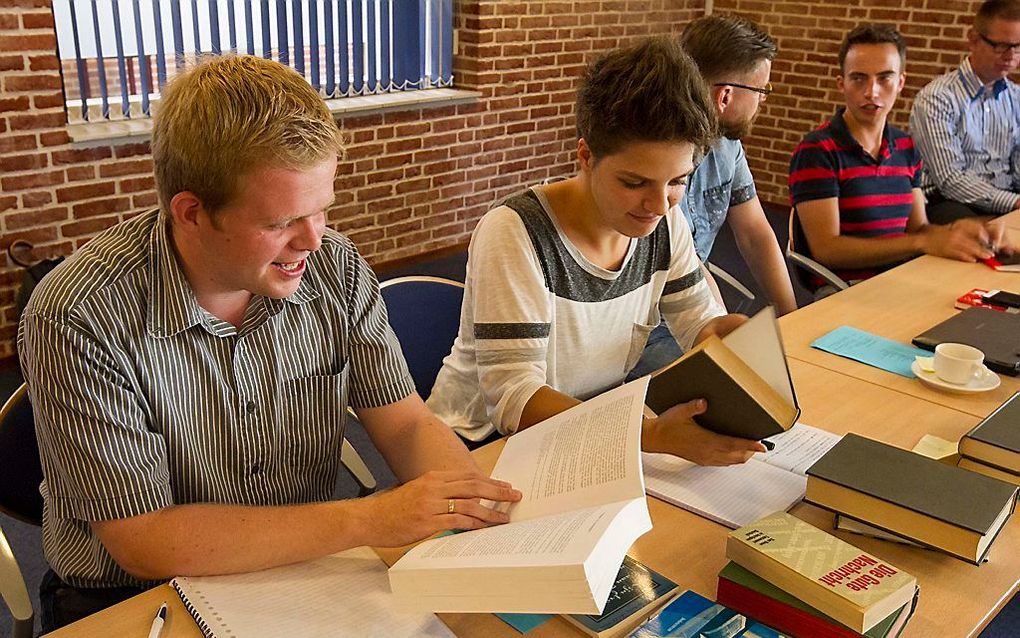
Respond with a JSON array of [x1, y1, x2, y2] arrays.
[[148, 602, 168, 638]]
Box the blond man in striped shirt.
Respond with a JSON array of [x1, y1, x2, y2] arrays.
[[19, 55, 519, 631]]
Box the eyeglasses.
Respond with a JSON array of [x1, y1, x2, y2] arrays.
[[714, 81, 774, 98], [978, 32, 1020, 55]]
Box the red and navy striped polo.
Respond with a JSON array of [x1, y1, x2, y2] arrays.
[[789, 108, 922, 282]]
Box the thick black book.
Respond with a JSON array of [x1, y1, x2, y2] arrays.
[[564, 556, 678, 638], [805, 433, 1019, 564], [960, 392, 1020, 474], [912, 307, 1020, 375], [645, 307, 800, 441]]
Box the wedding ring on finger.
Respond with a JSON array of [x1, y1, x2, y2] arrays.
[[448, 499, 456, 514]]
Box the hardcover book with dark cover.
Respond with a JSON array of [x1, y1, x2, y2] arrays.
[[645, 307, 799, 441], [960, 392, 1020, 473], [806, 433, 1019, 564]]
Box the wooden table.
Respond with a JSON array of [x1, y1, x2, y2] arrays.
[[46, 360, 1015, 638], [779, 254, 1020, 417], [1002, 209, 1020, 232]]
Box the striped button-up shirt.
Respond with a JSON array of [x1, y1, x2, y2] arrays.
[[18, 209, 414, 588], [909, 57, 1020, 214]]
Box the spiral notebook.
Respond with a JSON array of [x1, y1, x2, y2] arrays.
[[171, 546, 454, 638]]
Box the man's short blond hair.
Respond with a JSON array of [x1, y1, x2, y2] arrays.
[[152, 55, 345, 215]]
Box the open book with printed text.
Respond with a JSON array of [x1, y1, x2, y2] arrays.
[[389, 378, 653, 614]]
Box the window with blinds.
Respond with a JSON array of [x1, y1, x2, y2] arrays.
[[52, 0, 454, 124]]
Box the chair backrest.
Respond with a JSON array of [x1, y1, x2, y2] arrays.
[[379, 277, 465, 400], [0, 525, 34, 638], [785, 207, 849, 293], [0, 383, 44, 526]]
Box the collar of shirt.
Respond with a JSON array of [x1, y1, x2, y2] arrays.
[[829, 107, 893, 162], [145, 211, 321, 338], [958, 57, 1008, 100]]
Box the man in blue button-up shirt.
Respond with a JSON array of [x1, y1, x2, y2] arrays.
[[910, 0, 1020, 223]]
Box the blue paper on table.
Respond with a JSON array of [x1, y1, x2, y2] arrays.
[[811, 326, 930, 378], [496, 613, 553, 634]]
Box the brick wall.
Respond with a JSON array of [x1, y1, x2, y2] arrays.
[[0, 0, 703, 360], [716, 0, 986, 207], [0, 0, 992, 361]]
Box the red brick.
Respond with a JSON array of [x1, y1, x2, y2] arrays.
[[0, 195, 16, 212], [132, 193, 158, 208], [22, 12, 55, 29], [65, 165, 95, 182], [1, 226, 58, 250], [8, 111, 64, 130], [51, 147, 113, 165], [0, 34, 53, 52], [118, 175, 154, 193], [1, 170, 64, 190], [0, 14, 19, 30], [72, 196, 132, 218], [0, 96, 29, 112], [0, 132, 36, 154], [62, 216, 120, 238], [98, 159, 152, 178], [0, 152, 48, 172], [0, 55, 23, 71], [4, 73, 61, 92], [56, 182, 116, 203], [20, 190, 52, 207], [113, 142, 151, 158], [28, 54, 59, 71], [39, 130, 70, 146], [5, 205, 68, 231], [32, 93, 64, 109]]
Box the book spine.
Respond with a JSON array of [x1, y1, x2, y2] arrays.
[[170, 578, 219, 638], [717, 576, 864, 638]]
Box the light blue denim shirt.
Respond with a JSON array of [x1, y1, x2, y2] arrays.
[[681, 137, 757, 260]]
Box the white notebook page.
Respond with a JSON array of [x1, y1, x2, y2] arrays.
[[642, 423, 841, 528], [172, 546, 454, 638]]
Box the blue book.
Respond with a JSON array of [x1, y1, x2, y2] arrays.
[[628, 590, 786, 638], [563, 556, 679, 637]]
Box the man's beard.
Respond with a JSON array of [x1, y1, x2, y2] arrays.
[[720, 114, 756, 140]]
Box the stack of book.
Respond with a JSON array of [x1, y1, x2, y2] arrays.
[[805, 433, 1019, 564], [958, 392, 1020, 486], [721, 512, 918, 638]]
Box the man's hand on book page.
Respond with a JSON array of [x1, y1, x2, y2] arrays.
[[357, 470, 522, 547], [643, 399, 766, 466]]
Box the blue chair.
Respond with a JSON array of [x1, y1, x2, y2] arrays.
[[379, 276, 465, 399], [0, 383, 40, 638]]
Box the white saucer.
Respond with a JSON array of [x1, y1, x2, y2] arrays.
[[911, 360, 1001, 394]]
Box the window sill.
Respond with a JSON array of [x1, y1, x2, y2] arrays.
[[65, 88, 481, 145]]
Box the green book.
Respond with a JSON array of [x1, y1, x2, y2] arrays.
[[718, 562, 916, 638]]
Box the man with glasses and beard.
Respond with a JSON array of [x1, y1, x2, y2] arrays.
[[629, 15, 796, 377], [911, 0, 1020, 223]]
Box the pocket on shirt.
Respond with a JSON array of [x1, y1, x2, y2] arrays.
[[624, 321, 660, 373], [702, 184, 730, 229], [282, 365, 349, 468]]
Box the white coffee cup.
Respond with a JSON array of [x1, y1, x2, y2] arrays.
[[934, 343, 985, 385]]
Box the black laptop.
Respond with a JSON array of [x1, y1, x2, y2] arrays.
[[913, 307, 1020, 376]]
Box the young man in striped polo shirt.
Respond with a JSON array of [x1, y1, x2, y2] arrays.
[[789, 24, 1008, 293], [18, 56, 520, 631]]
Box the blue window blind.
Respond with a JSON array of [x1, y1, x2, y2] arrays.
[[53, 0, 455, 123]]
